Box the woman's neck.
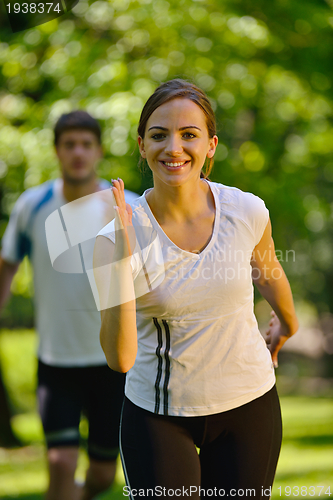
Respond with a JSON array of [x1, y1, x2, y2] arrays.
[[146, 178, 212, 225]]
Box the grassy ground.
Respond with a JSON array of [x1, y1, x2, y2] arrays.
[[0, 329, 332, 499]]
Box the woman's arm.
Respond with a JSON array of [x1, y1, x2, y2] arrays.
[[251, 218, 299, 367], [93, 179, 137, 373]]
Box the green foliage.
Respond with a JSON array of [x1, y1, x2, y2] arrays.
[[274, 396, 333, 499], [0, 259, 34, 328], [0, 329, 37, 413], [1, 0, 333, 315]]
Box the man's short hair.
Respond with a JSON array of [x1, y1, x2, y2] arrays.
[[54, 110, 102, 145]]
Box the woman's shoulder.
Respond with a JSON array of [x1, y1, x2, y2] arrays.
[[209, 181, 266, 212], [130, 193, 152, 222], [209, 181, 269, 243]]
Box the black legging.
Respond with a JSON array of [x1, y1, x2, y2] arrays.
[[120, 386, 282, 499]]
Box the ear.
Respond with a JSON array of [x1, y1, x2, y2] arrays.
[[138, 136, 146, 158], [207, 135, 218, 158]]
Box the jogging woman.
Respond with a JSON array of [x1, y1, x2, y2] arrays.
[[94, 79, 298, 499]]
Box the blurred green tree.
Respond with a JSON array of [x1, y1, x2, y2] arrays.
[[0, 0, 332, 315]]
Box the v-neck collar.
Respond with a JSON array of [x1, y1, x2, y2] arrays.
[[142, 180, 220, 259]]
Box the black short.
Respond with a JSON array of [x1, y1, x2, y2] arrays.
[[120, 385, 282, 499], [37, 360, 125, 461]]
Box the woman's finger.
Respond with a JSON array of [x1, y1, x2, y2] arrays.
[[112, 177, 124, 194], [110, 179, 133, 233], [112, 179, 126, 209], [111, 182, 124, 210], [118, 177, 125, 191], [111, 185, 122, 208]]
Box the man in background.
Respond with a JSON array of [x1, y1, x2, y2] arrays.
[[0, 111, 138, 500]]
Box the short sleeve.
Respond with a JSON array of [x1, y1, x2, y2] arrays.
[[1, 192, 31, 263], [245, 193, 269, 247]]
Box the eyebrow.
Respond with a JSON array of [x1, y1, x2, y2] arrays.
[[63, 140, 93, 144], [147, 125, 202, 132]]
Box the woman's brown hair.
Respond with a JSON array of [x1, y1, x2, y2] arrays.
[[138, 79, 217, 179]]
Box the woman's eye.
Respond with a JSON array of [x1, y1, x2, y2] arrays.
[[151, 134, 165, 140], [183, 132, 196, 139]]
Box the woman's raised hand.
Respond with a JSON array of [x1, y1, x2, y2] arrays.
[[111, 178, 134, 258], [112, 178, 132, 227]]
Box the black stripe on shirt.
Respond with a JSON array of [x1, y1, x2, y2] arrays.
[[162, 320, 171, 416], [153, 317, 163, 414]]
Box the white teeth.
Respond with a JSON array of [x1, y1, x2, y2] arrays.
[[164, 161, 186, 167]]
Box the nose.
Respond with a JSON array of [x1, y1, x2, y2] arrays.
[[164, 134, 183, 157], [73, 144, 85, 156]]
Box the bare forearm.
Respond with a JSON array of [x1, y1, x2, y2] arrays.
[[254, 265, 298, 336], [99, 260, 137, 372], [100, 303, 137, 373], [0, 257, 19, 311]]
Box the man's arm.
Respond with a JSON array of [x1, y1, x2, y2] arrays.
[[0, 256, 20, 311], [0, 257, 23, 447], [251, 218, 299, 367]]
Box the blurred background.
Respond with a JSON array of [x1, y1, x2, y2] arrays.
[[0, 0, 332, 498]]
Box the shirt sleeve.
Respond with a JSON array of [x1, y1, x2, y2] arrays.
[[1, 192, 32, 263], [245, 193, 270, 247]]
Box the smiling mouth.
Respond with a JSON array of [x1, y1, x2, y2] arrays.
[[161, 161, 189, 167]]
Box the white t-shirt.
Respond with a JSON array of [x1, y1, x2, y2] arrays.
[[99, 181, 275, 416], [1, 179, 139, 367]]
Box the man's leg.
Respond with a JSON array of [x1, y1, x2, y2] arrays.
[[46, 446, 80, 500], [37, 361, 83, 500], [83, 365, 126, 498], [80, 458, 117, 500]]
